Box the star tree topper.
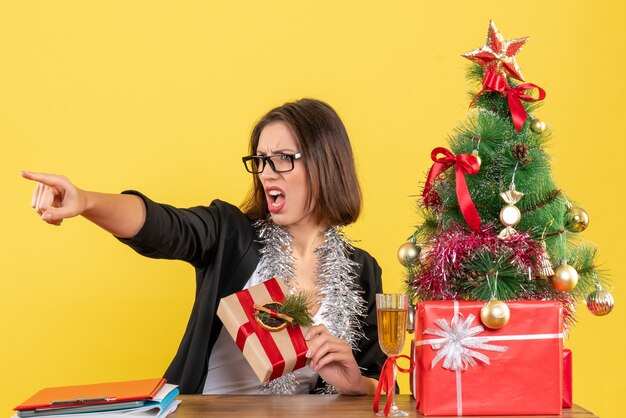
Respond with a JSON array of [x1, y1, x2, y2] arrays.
[[462, 20, 528, 82]]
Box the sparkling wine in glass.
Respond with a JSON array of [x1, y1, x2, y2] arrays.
[[376, 293, 409, 417]]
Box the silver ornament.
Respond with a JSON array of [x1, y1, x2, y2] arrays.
[[586, 284, 614, 316]]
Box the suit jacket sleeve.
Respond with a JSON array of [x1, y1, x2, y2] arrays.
[[117, 191, 229, 268]]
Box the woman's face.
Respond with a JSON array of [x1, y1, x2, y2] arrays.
[[256, 121, 314, 229]]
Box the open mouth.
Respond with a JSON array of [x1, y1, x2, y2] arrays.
[[266, 187, 286, 213]]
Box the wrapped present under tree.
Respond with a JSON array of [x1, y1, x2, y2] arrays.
[[413, 300, 563, 416]]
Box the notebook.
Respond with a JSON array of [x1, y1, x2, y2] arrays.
[[15, 378, 166, 412]]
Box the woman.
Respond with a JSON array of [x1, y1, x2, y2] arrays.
[[23, 98, 386, 395]]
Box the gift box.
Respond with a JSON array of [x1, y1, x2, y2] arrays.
[[413, 300, 563, 416], [563, 348, 572, 408], [410, 339, 416, 398], [216, 278, 310, 383]]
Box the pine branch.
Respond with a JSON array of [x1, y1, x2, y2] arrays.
[[459, 249, 528, 300], [256, 293, 314, 327], [280, 292, 314, 326]]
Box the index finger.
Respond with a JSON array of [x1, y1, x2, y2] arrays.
[[21, 170, 66, 188]]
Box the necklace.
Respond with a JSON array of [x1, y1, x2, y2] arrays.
[[255, 220, 367, 395]]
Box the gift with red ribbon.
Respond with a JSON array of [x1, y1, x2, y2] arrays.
[[423, 147, 482, 232], [413, 300, 563, 416], [471, 68, 546, 132], [563, 348, 573, 408], [217, 278, 310, 383]]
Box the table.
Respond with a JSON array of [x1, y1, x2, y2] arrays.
[[172, 395, 597, 417]]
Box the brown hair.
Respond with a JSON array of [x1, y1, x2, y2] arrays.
[[241, 98, 362, 227]]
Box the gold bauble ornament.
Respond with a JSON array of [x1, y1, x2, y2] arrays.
[[471, 150, 482, 168], [551, 262, 579, 292], [565, 206, 589, 233], [530, 118, 546, 134], [480, 299, 511, 329], [586, 285, 615, 316], [397, 242, 421, 267]]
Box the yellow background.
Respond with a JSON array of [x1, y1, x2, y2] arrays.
[[1, 1, 624, 417]]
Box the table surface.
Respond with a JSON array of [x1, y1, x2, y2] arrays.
[[171, 395, 597, 418]]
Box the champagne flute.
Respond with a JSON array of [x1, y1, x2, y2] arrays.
[[376, 293, 409, 417]]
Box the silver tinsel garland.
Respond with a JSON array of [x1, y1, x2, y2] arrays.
[[315, 227, 366, 350], [254, 220, 366, 395]]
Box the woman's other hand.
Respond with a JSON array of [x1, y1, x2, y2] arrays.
[[305, 324, 377, 395]]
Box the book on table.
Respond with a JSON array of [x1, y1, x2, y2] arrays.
[[13, 378, 180, 418]]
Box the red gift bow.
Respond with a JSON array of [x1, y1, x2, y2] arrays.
[[422, 147, 481, 231], [373, 355, 415, 417], [471, 68, 546, 132], [235, 279, 308, 381]]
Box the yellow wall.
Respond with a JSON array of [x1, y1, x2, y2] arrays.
[[1, 2, 624, 417]]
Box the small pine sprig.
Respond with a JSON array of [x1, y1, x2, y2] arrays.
[[256, 292, 314, 327]]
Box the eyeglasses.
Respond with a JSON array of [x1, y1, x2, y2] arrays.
[[242, 153, 303, 174]]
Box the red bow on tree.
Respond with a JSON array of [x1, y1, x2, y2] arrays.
[[472, 68, 546, 132], [422, 147, 481, 232]]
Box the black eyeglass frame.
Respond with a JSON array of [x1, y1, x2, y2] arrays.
[[241, 153, 303, 174]]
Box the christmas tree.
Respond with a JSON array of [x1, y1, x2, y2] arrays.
[[402, 20, 614, 329]]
